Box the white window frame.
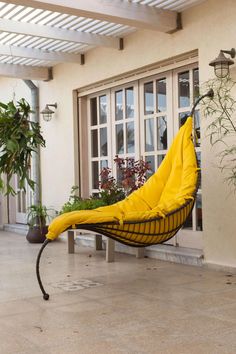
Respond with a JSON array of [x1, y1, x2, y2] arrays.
[[87, 89, 111, 195], [83, 58, 202, 250]]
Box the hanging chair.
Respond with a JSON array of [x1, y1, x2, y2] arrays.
[[36, 90, 213, 300]]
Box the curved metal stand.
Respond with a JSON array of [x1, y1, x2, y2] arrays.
[[190, 89, 214, 117], [36, 239, 52, 300]]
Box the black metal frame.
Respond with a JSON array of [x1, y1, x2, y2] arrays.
[[36, 90, 213, 300]]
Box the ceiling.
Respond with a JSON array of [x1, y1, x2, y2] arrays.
[[0, 0, 206, 80]]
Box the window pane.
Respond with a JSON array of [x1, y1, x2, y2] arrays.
[[194, 110, 201, 146], [157, 116, 167, 150], [92, 161, 99, 189], [126, 87, 134, 118], [100, 127, 107, 156], [193, 68, 199, 102], [157, 154, 165, 167], [145, 118, 154, 152], [183, 212, 193, 230], [100, 160, 108, 170], [196, 152, 201, 188], [99, 95, 107, 124], [126, 122, 135, 153], [115, 90, 123, 121], [90, 97, 97, 126], [145, 155, 155, 177], [196, 194, 202, 231], [144, 82, 154, 115], [178, 71, 190, 108], [156, 78, 166, 112], [22, 191, 26, 213], [91, 130, 98, 157], [178, 112, 190, 128], [116, 124, 124, 154]]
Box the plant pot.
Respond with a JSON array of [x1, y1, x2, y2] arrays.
[[26, 225, 48, 243]]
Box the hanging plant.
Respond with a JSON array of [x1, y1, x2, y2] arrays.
[[201, 77, 236, 189], [0, 98, 45, 195]]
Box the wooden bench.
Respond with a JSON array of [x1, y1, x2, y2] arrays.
[[67, 230, 145, 262]]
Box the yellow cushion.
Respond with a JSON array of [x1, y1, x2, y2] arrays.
[[46, 117, 197, 240]]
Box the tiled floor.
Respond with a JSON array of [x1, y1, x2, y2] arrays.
[[1, 230, 236, 354]]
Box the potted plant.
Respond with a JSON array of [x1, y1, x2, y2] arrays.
[[0, 98, 45, 195], [26, 204, 52, 243]]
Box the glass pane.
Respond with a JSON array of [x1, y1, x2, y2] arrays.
[[193, 68, 199, 102], [22, 191, 26, 213], [144, 82, 154, 115], [196, 152, 201, 189], [17, 191, 21, 212], [91, 130, 98, 157], [196, 194, 203, 231], [92, 161, 99, 189], [126, 122, 135, 153], [156, 78, 166, 112], [157, 116, 167, 150], [145, 155, 155, 178], [145, 118, 154, 152], [157, 154, 165, 167], [90, 97, 97, 126], [178, 71, 190, 108], [115, 90, 123, 121], [100, 160, 108, 170], [116, 124, 124, 154], [183, 212, 193, 230], [99, 95, 107, 124], [126, 87, 134, 118], [116, 166, 123, 187], [194, 110, 201, 146], [100, 127, 107, 156], [179, 111, 190, 128]]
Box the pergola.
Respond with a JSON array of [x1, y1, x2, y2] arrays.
[[0, 0, 206, 81]]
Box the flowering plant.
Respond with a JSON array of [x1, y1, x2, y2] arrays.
[[100, 156, 151, 205]]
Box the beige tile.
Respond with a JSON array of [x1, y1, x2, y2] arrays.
[[1, 230, 236, 354]]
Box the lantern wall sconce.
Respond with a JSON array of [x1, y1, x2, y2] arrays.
[[209, 48, 235, 79], [40, 103, 57, 121]]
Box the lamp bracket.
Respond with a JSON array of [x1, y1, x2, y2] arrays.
[[221, 48, 236, 59], [47, 103, 57, 109]]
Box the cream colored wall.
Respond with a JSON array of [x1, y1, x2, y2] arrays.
[[0, 0, 236, 267]]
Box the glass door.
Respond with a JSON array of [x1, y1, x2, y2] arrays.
[[140, 72, 175, 245], [15, 175, 31, 224], [173, 66, 203, 249]]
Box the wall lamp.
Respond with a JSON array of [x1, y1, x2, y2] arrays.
[[40, 103, 57, 121], [209, 48, 235, 79]]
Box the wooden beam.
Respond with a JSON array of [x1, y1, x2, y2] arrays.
[[0, 18, 119, 49], [0, 63, 52, 81], [3, 0, 178, 33], [0, 44, 82, 63]]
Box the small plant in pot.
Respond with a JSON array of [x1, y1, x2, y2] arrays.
[[26, 204, 52, 243]]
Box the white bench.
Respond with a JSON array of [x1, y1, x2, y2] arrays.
[[67, 230, 145, 262]]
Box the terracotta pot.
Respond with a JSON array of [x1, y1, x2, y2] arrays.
[[26, 225, 48, 243]]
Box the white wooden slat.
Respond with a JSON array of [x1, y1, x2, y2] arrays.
[[0, 43, 83, 63], [2, 0, 178, 32], [0, 62, 52, 80], [0, 18, 120, 48]]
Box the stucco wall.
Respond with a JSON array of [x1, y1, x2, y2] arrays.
[[0, 0, 236, 267]]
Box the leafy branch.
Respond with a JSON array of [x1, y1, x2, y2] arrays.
[[201, 77, 236, 189]]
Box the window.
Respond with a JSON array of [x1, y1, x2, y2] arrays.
[[86, 62, 201, 249], [89, 93, 109, 191]]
